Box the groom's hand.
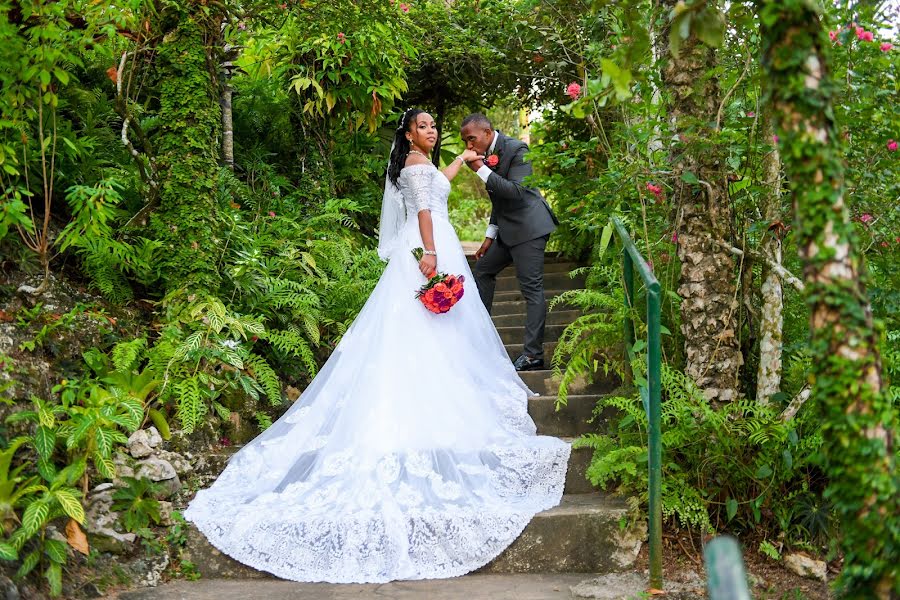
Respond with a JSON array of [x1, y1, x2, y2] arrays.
[[467, 157, 485, 172], [475, 237, 493, 260]]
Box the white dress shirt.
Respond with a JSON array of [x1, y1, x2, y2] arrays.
[[480, 131, 500, 240]]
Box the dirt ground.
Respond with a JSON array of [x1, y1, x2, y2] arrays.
[[632, 533, 832, 599]]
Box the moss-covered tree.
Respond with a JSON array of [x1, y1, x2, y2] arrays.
[[660, 0, 743, 403], [148, 6, 224, 294], [758, 1, 899, 596]]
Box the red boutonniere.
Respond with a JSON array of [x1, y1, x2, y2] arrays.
[[486, 154, 500, 168]]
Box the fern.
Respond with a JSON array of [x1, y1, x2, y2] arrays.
[[577, 363, 825, 538], [245, 353, 283, 405], [111, 337, 147, 373], [175, 376, 206, 434]]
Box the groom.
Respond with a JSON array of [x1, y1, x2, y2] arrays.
[[460, 113, 559, 372]]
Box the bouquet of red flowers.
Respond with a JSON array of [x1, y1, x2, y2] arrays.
[[412, 247, 465, 314]]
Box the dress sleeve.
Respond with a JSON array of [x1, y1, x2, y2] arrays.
[[401, 165, 433, 214]]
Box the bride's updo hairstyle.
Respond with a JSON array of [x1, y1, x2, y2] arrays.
[[388, 107, 425, 189]]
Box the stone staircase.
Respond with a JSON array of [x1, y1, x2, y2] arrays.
[[181, 253, 643, 581]]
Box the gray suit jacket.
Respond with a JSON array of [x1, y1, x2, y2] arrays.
[[485, 132, 558, 247]]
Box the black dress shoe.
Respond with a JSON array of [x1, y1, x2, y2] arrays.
[[513, 354, 544, 371]]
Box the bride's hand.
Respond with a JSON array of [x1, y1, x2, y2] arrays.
[[419, 255, 437, 277], [459, 149, 484, 163]]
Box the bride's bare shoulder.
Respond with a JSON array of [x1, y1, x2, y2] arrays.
[[403, 153, 430, 168]]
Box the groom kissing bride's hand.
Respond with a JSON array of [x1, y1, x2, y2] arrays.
[[460, 113, 560, 372]]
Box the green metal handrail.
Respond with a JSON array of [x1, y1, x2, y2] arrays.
[[612, 216, 663, 590], [704, 536, 752, 600]]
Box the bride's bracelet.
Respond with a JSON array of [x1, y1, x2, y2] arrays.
[[454, 155, 466, 164], [423, 250, 437, 256]]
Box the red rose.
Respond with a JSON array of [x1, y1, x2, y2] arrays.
[[486, 154, 499, 168]]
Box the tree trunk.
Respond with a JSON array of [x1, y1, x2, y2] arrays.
[[759, 2, 898, 596], [756, 116, 784, 404], [149, 11, 224, 294], [660, 1, 743, 404], [221, 85, 234, 170]]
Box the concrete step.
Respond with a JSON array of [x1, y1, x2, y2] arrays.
[[466, 252, 573, 262], [505, 341, 558, 361], [493, 288, 569, 303], [492, 309, 582, 329], [492, 301, 578, 317], [182, 493, 644, 580], [530, 395, 600, 437], [466, 260, 580, 274], [493, 272, 586, 293], [480, 493, 645, 574], [564, 440, 595, 495], [517, 369, 619, 397], [116, 573, 606, 600], [497, 323, 568, 346]]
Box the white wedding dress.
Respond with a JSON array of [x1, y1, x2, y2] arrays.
[[184, 163, 570, 583]]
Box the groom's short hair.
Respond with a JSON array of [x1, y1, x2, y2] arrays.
[[461, 113, 492, 130]]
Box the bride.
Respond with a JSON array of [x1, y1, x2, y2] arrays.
[[184, 108, 570, 584]]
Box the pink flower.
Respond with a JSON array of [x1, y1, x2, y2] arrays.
[[829, 31, 838, 42], [278, 2, 286, 8], [337, 32, 346, 44], [747, 111, 755, 117], [399, 2, 409, 12], [566, 82, 581, 100], [238, 21, 247, 30], [671, 231, 678, 244], [857, 29, 874, 42], [855, 26, 865, 39], [881, 42, 893, 52], [881, 241, 889, 248], [888, 139, 899, 152], [772, 134, 779, 144], [268, 211, 276, 217], [860, 213, 874, 224], [646, 182, 664, 200]]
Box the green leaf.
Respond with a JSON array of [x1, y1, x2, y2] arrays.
[[148, 409, 171, 440], [782, 449, 793, 470], [726, 497, 738, 522], [33, 426, 55, 460], [681, 171, 700, 184], [694, 7, 725, 48], [45, 561, 62, 596], [22, 500, 50, 537], [598, 222, 613, 259], [54, 489, 85, 523], [0, 541, 18, 561], [16, 549, 40, 578], [755, 464, 773, 479], [93, 452, 116, 479], [43, 538, 67, 564]]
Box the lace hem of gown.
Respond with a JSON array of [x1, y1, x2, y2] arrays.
[[184, 439, 570, 583]]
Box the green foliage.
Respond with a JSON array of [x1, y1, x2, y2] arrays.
[[147, 13, 224, 294], [111, 477, 163, 532], [576, 363, 825, 540], [550, 263, 627, 407], [58, 179, 160, 303], [759, 1, 900, 594]]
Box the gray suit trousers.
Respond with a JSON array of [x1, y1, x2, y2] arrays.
[[473, 235, 549, 359]]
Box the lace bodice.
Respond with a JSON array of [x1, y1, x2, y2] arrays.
[[398, 163, 450, 220]]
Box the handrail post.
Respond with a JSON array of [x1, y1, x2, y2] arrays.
[[611, 216, 663, 591], [623, 250, 635, 387], [647, 284, 662, 590], [704, 536, 752, 600]]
